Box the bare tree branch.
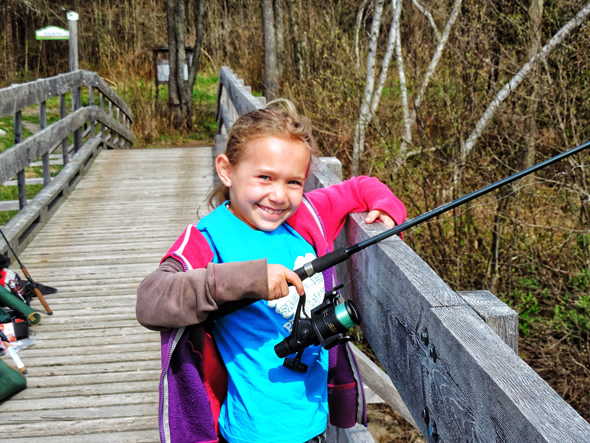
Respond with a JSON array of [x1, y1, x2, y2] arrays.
[[355, 0, 371, 71], [413, 0, 461, 115], [401, 0, 461, 158], [352, 0, 385, 175], [370, 0, 400, 121], [461, 2, 590, 163], [394, 0, 411, 151], [411, 0, 440, 41]]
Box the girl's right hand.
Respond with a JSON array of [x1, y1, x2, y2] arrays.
[[266, 264, 305, 300]]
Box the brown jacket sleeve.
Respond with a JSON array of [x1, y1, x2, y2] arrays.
[[136, 257, 269, 331]]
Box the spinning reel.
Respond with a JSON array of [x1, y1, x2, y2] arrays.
[[274, 284, 360, 372]]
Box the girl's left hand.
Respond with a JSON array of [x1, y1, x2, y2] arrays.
[[365, 210, 396, 229]]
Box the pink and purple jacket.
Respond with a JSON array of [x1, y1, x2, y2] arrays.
[[157, 176, 407, 442]]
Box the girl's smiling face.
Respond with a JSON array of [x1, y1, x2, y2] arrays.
[[216, 136, 310, 231]]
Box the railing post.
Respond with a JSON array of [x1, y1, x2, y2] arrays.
[[60, 94, 69, 166], [72, 87, 82, 154], [14, 111, 26, 210], [40, 101, 51, 186], [100, 92, 106, 142], [89, 86, 96, 137]]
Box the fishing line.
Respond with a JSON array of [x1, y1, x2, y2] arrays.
[[404, 162, 590, 237]]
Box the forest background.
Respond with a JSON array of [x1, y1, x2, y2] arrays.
[[1, 0, 589, 439]]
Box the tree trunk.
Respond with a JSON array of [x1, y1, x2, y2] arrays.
[[489, 193, 508, 293], [5, 0, 14, 78], [354, 0, 370, 71], [176, 0, 190, 118], [286, 0, 304, 81], [166, 0, 204, 131], [523, 0, 543, 172], [394, 0, 411, 150], [186, 0, 205, 102], [352, 0, 384, 175], [274, 0, 286, 79], [167, 0, 182, 129], [261, 0, 280, 101], [400, 0, 461, 161]]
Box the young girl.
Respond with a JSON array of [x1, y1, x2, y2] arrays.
[[136, 100, 407, 443]]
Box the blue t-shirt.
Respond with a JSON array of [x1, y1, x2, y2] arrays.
[[197, 203, 328, 443]]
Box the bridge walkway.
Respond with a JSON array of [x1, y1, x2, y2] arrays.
[[0, 147, 216, 442]]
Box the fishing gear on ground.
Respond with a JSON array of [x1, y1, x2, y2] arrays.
[[0, 329, 26, 374], [0, 266, 57, 307], [0, 230, 56, 315], [211, 139, 590, 371]]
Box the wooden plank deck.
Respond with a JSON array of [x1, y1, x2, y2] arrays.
[[0, 147, 216, 442]]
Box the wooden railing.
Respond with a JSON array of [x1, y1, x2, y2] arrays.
[[216, 66, 590, 442], [0, 70, 133, 257]]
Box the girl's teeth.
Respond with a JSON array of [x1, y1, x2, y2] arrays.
[[262, 207, 282, 214]]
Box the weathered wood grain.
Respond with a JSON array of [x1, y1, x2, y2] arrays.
[[81, 71, 133, 119], [0, 71, 83, 118], [459, 289, 519, 353], [1, 415, 157, 438], [334, 213, 590, 441], [0, 108, 132, 182], [217, 101, 234, 132], [0, 404, 156, 422], [349, 344, 416, 427], [3, 429, 158, 443]]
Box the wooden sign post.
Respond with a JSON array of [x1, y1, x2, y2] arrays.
[[34, 10, 79, 73], [66, 11, 79, 72]]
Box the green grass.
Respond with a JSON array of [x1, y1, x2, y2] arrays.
[[128, 72, 220, 148]]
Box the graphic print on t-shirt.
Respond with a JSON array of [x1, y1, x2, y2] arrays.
[[267, 253, 325, 333]]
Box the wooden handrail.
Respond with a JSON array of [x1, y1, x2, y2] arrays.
[[215, 66, 590, 442], [216, 66, 265, 136], [0, 70, 134, 258], [0, 70, 133, 121], [0, 107, 132, 185]]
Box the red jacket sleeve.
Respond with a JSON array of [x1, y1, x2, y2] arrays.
[[305, 176, 407, 243]]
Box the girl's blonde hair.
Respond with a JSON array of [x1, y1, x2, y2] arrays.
[[208, 99, 317, 208]]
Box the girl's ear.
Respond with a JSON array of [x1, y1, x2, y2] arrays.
[[216, 154, 233, 187]]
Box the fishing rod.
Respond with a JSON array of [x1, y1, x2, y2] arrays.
[[212, 138, 590, 324], [210, 139, 590, 370], [296, 139, 590, 282], [0, 229, 53, 315]]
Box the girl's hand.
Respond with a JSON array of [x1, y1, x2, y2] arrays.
[[267, 264, 305, 300], [365, 209, 396, 229]]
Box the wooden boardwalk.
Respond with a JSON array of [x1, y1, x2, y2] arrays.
[[0, 147, 216, 442]]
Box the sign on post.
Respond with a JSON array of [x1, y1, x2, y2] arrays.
[[35, 27, 70, 40], [35, 10, 79, 72]]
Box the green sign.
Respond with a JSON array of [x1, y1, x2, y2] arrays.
[[35, 27, 70, 40]]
